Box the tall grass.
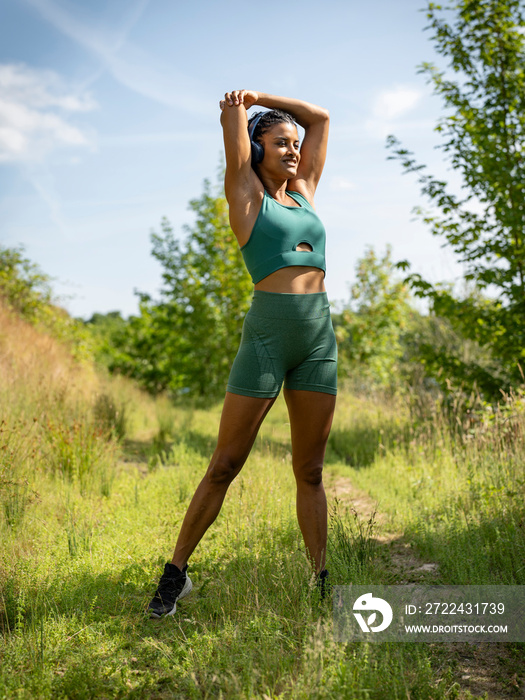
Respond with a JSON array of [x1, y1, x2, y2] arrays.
[[0, 301, 120, 517], [332, 388, 525, 586], [0, 391, 459, 699], [1, 301, 524, 697]]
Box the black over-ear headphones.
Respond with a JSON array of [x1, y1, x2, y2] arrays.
[[248, 112, 265, 165]]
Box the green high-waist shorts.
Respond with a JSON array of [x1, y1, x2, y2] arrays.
[[227, 291, 338, 398]]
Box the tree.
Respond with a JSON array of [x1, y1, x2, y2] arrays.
[[335, 247, 413, 389], [388, 0, 525, 397], [113, 175, 253, 398], [0, 245, 91, 358], [83, 311, 128, 368], [0, 245, 52, 320]]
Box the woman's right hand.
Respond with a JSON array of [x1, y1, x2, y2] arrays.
[[220, 90, 259, 111]]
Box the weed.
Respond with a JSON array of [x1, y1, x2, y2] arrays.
[[329, 499, 378, 584], [43, 418, 117, 494], [66, 509, 93, 558], [0, 476, 38, 529], [0, 417, 40, 527], [93, 392, 127, 440]]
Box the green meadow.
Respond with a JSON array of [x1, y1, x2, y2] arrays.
[[1, 301, 524, 699]]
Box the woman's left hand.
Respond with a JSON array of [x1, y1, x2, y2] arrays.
[[219, 90, 259, 111]]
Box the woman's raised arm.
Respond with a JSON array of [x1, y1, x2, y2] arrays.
[[220, 90, 260, 204], [220, 90, 329, 200]]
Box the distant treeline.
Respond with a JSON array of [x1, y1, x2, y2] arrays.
[[0, 174, 519, 407]]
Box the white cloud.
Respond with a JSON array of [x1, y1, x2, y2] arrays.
[[22, 0, 208, 114], [0, 63, 96, 163], [364, 84, 426, 139], [329, 177, 356, 191], [372, 85, 422, 120]]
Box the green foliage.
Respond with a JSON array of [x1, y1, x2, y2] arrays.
[[329, 500, 378, 578], [388, 0, 525, 397], [0, 245, 93, 359], [0, 412, 42, 531], [92, 392, 127, 441], [43, 417, 118, 495], [335, 246, 413, 389], [401, 298, 513, 402], [0, 245, 52, 320], [112, 175, 252, 398], [83, 311, 128, 368]]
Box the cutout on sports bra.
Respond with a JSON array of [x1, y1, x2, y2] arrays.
[[296, 242, 313, 252]]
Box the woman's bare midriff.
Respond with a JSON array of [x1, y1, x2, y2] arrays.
[[254, 266, 326, 294]]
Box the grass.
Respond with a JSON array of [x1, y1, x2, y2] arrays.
[[0, 415, 456, 699], [330, 390, 525, 587], [1, 303, 524, 698]]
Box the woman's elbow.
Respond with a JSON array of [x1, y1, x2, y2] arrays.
[[307, 106, 329, 126]]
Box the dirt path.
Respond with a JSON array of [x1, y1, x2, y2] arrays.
[[326, 474, 523, 700]]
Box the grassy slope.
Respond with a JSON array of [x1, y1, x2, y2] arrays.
[[1, 304, 524, 699]]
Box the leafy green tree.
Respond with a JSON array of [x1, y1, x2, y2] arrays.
[[0, 245, 52, 320], [0, 245, 91, 358], [113, 176, 253, 398], [83, 311, 128, 368], [335, 247, 413, 389], [388, 0, 525, 397], [400, 297, 510, 400]]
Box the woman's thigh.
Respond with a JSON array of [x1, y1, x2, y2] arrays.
[[212, 391, 277, 467]]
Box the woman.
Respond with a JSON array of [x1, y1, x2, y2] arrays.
[[148, 90, 337, 618]]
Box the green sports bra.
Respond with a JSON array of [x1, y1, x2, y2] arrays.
[[240, 190, 326, 284]]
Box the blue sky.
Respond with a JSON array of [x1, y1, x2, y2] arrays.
[[0, 0, 462, 318]]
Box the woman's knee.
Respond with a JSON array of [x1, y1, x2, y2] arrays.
[[294, 459, 324, 487], [206, 451, 244, 485]]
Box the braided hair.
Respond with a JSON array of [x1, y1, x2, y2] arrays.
[[248, 109, 297, 146]]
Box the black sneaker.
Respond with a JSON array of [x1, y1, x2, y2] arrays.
[[317, 569, 330, 600], [148, 562, 192, 618]]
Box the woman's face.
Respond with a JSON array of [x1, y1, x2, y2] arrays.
[[259, 122, 300, 178]]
